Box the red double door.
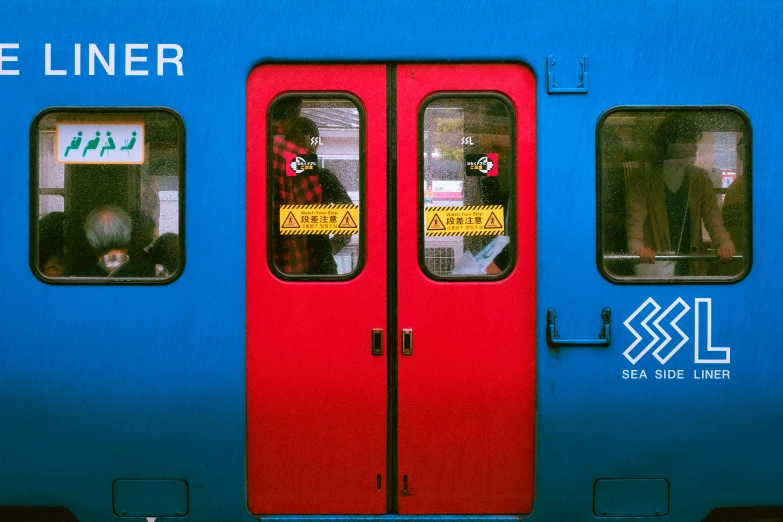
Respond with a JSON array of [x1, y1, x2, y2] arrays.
[[246, 64, 536, 515]]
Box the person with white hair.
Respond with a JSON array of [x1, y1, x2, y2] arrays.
[[78, 205, 155, 277]]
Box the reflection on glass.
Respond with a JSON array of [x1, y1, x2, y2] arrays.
[[269, 97, 361, 277], [421, 97, 514, 278], [600, 110, 749, 280], [34, 111, 183, 280]]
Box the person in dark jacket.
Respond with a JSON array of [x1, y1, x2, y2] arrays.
[[287, 116, 353, 275], [38, 211, 65, 277], [129, 210, 156, 267], [625, 114, 735, 276], [149, 233, 180, 277]]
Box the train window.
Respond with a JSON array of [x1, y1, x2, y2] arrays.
[[268, 95, 363, 278], [599, 108, 750, 282], [32, 109, 185, 283], [420, 94, 515, 279]]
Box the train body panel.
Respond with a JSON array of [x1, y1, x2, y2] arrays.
[[0, 1, 780, 521]]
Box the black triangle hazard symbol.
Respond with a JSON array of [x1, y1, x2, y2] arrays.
[[427, 213, 446, 231], [282, 212, 300, 228], [484, 212, 503, 229], [338, 211, 357, 228]]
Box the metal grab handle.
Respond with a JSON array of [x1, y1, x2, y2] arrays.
[[546, 308, 611, 347], [401, 329, 413, 356], [604, 254, 744, 261], [371, 329, 383, 356]]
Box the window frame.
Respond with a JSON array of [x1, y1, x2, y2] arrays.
[[29, 106, 187, 285], [265, 92, 367, 282], [417, 91, 518, 282], [595, 105, 752, 285]]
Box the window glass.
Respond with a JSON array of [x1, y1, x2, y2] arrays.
[[599, 109, 749, 281], [269, 96, 362, 277], [32, 110, 184, 281], [420, 96, 514, 279]]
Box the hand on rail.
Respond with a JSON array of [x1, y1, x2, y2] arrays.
[[639, 248, 656, 263], [716, 241, 736, 261]]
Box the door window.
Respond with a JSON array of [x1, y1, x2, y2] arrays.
[[420, 95, 515, 279], [268, 95, 363, 278]]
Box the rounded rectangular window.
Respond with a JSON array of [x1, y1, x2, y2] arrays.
[[268, 95, 363, 278], [598, 108, 750, 282], [32, 109, 185, 283], [420, 95, 515, 279]]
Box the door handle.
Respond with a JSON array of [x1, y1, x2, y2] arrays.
[[372, 329, 383, 356], [546, 307, 611, 347], [401, 329, 413, 356]]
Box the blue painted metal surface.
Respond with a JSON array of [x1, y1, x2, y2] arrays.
[[593, 479, 669, 517], [0, 1, 781, 521], [113, 479, 188, 517]]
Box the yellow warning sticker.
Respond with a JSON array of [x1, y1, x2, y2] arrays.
[[280, 204, 359, 235], [425, 205, 504, 236]]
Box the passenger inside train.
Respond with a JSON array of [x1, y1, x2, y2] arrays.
[[37, 206, 181, 279], [269, 96, 360, 277], [78, 205, 156, 277], [286, 116, 353, 275], [600, 109, 749, 280]]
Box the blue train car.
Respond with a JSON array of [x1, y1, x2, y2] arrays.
[[0, 1, 780, 521]]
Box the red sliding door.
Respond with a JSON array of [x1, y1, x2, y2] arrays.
[[246, 64, 388, 514], [396, 63, 536, 514], [247, 63, 536, 515]]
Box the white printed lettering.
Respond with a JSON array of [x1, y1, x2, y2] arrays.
[[622, 369, 647, 379], [655, 369, 684, 379], [74, 44, 81, 75], [157, 44, 183, 76], [694, 369, 730, 380], [125, 43, 148, 76], [0, 43, 20, 75], [89, 43, 115, 76], [45, 44, 66, 75]]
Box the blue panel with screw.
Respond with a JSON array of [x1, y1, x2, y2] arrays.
[[593, 479, 669, 517], [113, 479, 188, 518]]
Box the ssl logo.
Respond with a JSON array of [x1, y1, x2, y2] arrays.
[[623, 297, 730, 365]]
